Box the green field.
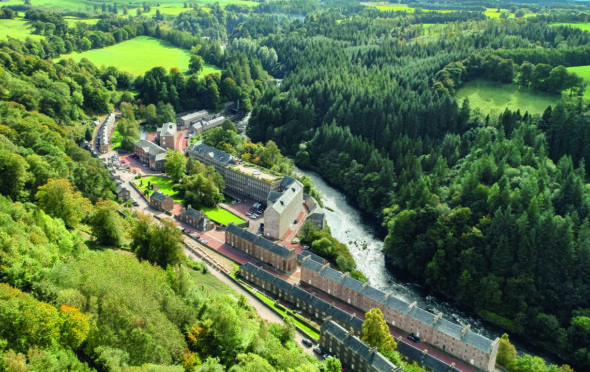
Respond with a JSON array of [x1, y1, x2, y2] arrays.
[[0, 0, 257, 11], [455, 80, 560, 115], [567, 65, 590, 100], [201, 206, 246, 226], [551, 23, 590, 32], [136, 175, 183, 203], [0, 18, 44, 41], [64, 16, 100, 26], [110, 125, 123, 150], [58, 36, 220, 76]]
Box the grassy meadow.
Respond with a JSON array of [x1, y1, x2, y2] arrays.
[[0, 0, 257, 12], [567, 65, 590, 100], [136, 175, 183, 203], [0, 18, 44, 41], [57, 36, 220, 76], [455, 79, 560, 115], [551, 23, 590, 32]]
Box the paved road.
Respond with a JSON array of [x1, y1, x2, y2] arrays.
[[182, 242, 315, 356]]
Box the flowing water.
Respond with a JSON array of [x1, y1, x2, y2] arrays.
[[297, 170, 499, 340]]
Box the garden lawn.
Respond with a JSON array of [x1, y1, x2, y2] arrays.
[[567, 65, 590, 100], [136, 176, 183, 203], [455, 79, 560, 115], [201, 207, 246, 225], [57, 36, 221, 76], [110, 125, 123, 150], [0, 18, 44, 41]]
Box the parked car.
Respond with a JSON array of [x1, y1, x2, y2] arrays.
[[407, 333, 420, 343], [302, 338, 313, 347], [200, 239, 208, 244], [313, 346, 322, 355], [323, 354, 332, 360], [132, 200, 139, 206]]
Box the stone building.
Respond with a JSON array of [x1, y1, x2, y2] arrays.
[[226, 223, 297, 273], [239, 263, 364, 336], [187, 143, 282, 202], [177, 110, 209, 129], [134, 140, 167, 171], [149, 191, 174, 212], [157, 122, 178, 150], [264, 176, 304, 240], [177, 206, 214, 231], [300, 257, 499, 372], [97, 112, 115, 154], [320, 320, 400, 372], [116, 184, 130, 201]]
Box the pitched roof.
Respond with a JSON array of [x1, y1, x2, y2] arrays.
[[239, 263, 363, 332], [227, 223, 293, 259], [160, 122, 177, 137], [180, 110, 208, 122], [151, 191, 168, 202], [135, 139, 166, 156], [191, 143, 233, 165], [179, 207, 204, 220], [321, 320, 398, 372], [268, 179, 303, 214], [302, 258, 496, 353]]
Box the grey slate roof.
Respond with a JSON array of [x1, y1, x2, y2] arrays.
[[154, 152, 167, 161], [136, 139, 166, 156], [151, 191, 168, 202], [302, 259, 495, 353], [268, 179, 303, 214], [267, 191, 282, 203], [180, 110, 208, 122], [227, 223, 293, 259], [239, 263, 363, 332], [280, 176, 297, 189], [179, 207, 204, 220], [321, 320, 398, 372], [160, 122, 177, 137], [191, 143, 233, 165]]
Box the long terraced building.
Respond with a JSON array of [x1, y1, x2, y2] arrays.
[[300, 256, 499, 372]]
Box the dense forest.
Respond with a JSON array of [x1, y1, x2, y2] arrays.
[[243, 1, 590, 369], [1, 0, 590, 370]]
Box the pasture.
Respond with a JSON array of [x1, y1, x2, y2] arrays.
[[0, 0, 257, 11], [57, 36, 220, 76], [551, 23, 590, 32], [567, 65, 590, 100], [455, 80, 560, 115], [0, 18, 44, 41]]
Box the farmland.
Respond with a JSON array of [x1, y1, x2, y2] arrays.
[[57, 36, 221, 76], [0, 18, 44, 41], [455, 79, 561, 115]]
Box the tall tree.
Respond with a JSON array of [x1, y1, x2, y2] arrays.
[[362, 308, 397, 354], [166, 150, 187, 182], [35, 178, 92, 228]]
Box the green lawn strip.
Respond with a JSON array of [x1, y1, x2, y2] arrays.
[[188, 264, 237, 297], [201, 206, 246, 225], [455, 79, 560, 115], [110, 125, 123, 149], [253, 292, 320, 340], [567, 65, 590, 100]]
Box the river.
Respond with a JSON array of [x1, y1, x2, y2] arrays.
[[297, 170, 566, 364]]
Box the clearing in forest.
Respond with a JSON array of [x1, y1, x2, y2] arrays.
[[567, 65, 590, 100], [455, 79, 560, 115], [550, 23, 590, 32], [57, 36, 221, 76]]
